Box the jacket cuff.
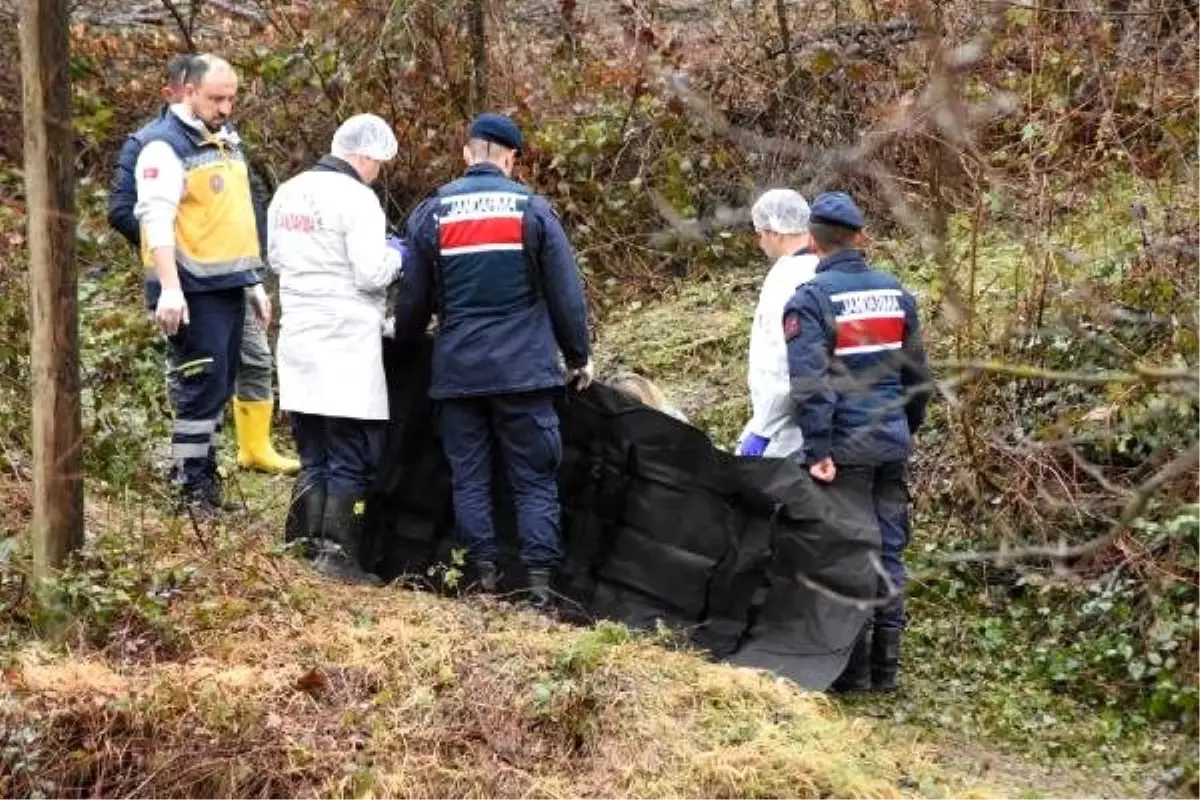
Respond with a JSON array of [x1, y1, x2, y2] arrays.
[[803, 435, 832, 464]]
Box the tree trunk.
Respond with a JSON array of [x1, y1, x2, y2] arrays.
[[774, 0, 794, 77], [20, 0, 83, 579], [469, 0, 488, 113]]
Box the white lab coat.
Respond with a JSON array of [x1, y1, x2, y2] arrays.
[[268, 167, 402, 420], [740, 251, 820, 458]]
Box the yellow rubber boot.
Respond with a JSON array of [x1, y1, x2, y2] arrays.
[[234, 399, 301, 475]]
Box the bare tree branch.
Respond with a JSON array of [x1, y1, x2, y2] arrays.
[[159, 0, 197, 51], [794, 552, 900, 610], [937, 359, 1199, 388], [937, 440, 1200, 566]]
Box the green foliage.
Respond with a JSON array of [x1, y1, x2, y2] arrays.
[[533, 94, 758, 293], [425, 546, 467, 590], [20, 525, 192, 658], [555, 620, 632, 677], [0, 176, 31, 465], [78, 267, 171, 488], [527, 622, 634, 748], [898, 506, 1199, 788]]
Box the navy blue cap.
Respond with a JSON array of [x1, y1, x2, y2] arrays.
[[809, 191, 865, 231], [467, 113, 523, 154]]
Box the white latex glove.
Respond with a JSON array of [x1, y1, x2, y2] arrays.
[[249, 284, 272, 328], [155, 288, 189, 336], [568, 360, 594, 391]]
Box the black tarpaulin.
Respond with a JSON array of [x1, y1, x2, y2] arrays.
[[362, 337, 881, 691]]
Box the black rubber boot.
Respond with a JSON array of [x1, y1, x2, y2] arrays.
[[526, 568, 554, 610], [178, 489, 221, 521], [830, 623, 873, 694], [312, 493, 382, 586], [871, 626, 902, 692], [476, 561, 500, 593], [284, 478, 326, 559]]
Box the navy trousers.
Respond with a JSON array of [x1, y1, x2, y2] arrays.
[[166, 288, 244, 495], [440, 391, 563, 569], [290, 413, 386, 497], [872, 460, 911, 630]]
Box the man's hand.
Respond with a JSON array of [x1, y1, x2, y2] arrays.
[[737, 433, 770, 458], [568, 360, 594, 391], [808, 456, 837, 483], [155, 288, 189, 336], [249, 284, 272, 328]]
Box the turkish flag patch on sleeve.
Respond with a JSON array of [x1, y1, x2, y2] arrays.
[[783, 311, 801, 342], [142, 167, 159, 179]]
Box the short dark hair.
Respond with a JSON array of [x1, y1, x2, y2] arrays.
[[808, 221, 859, 252], [183, 54, 212, 86], [467, 137, 513, 161], [165, 54, 195, 85], [182, 53, 231, 87]]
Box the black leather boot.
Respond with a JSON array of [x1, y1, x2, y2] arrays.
[[284, 478, 326, 559], [526, 568, 554, 610], [202, 458, 247, 513], [476, 561, 500, 593], [174, 460, 228, 519], [313, 493, 381, 586], [830, 623, 873, 693], [871, 626, 902, 692]]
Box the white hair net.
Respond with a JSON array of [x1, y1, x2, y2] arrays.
[[331, 114, 398, 162], [751, 188, 811, 234]]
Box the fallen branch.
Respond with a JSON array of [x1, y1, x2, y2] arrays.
[[987, 0, 1184, 17], [794, 552, 900, 611], [937, 439, 1199, 566], [936, 359, 1198, 388]]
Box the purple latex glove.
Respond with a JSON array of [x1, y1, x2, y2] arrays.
[[738, 433, 770, 457], [385, 235, 410, 264]]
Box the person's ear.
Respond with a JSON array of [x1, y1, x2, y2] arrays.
[[462, 144, 473, 166]]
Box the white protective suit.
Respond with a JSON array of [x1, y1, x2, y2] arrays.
[[268, 165, 403, 420], [739, 250, 820, 458]]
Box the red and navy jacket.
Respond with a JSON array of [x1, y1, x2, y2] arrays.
[[393, 163, 591, 399], [783, 249, 931, 466]]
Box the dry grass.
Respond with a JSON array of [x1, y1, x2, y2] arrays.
[[0, 479, 1002, 799]]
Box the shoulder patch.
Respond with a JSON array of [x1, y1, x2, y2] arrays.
[[783, 310, 801, 342]]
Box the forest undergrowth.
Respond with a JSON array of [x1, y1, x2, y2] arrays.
[[0, 0, 1196, 796]]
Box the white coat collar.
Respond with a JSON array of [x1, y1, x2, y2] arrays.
[[168, 103, 238, 144]]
